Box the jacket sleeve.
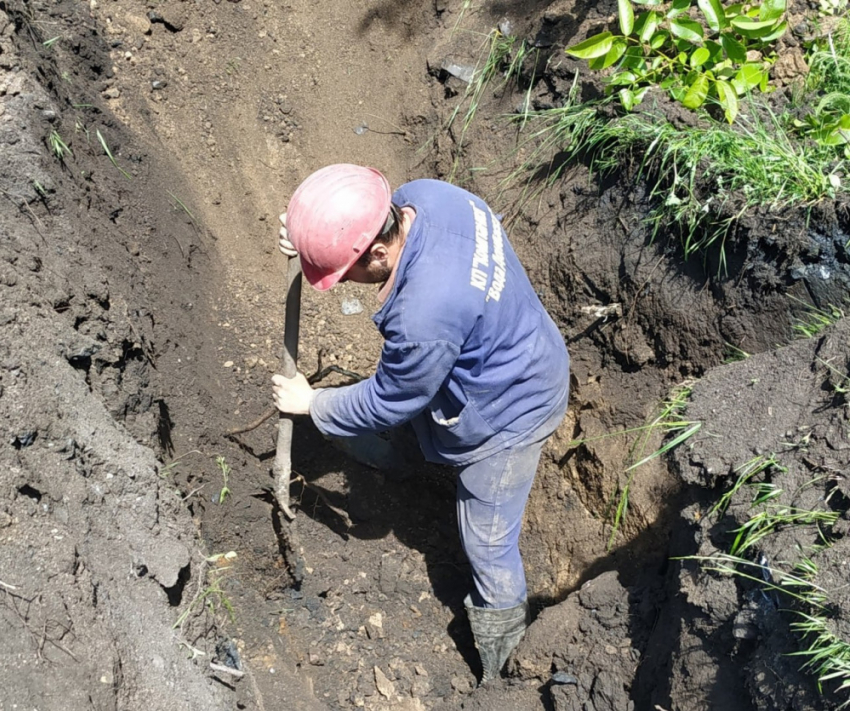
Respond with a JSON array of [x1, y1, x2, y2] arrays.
[[309, 338, 461, 436]]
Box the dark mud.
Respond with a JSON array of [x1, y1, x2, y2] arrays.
[[0, 4, 230, 708]]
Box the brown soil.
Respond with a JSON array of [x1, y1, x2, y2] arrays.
[[2, 0, 849, 709]]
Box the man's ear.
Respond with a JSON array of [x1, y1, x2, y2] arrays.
[[370, 242, 390, 262]]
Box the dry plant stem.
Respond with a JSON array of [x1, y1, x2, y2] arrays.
[[210, 662, 245, 678], [273, 257, 302, 520]]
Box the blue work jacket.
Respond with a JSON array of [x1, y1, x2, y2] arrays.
[[310, 179, 570, 466]]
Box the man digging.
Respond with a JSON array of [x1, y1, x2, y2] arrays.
[[271, 164, 570, 682]]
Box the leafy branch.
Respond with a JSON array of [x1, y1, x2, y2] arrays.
[[567, 0, 788, 121]]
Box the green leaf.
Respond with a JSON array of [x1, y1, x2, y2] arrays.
[[618, 85, 650, 111], [650, 29, 670, 49], [721, 33, 747, 62], [566, 32, 614, 59], [732, 63, 763, 93], [599, 38, 629, 68], [715, 79, 738, 122], [758, 20, 788, 42], [631, 0, 663, 5], [588, 54, 606, 70], [609, 70, 638, 86], [759, 0, 786, 22], [730, 16, 776, 32], [682, 73, 709, 108], [621, 45, 647, 70], [698, 0, 728, 31], [634, 11, 662, 42], [667, 0, 691, 18], [724, 2, 746, 16], [619, 0, 635, 35], [670, 18, 705, 42], [704, 39, 722, 55], [690, 46, 711, 67], [619, 87, 637, 111]]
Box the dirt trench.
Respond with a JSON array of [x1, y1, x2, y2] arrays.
[[3, 0, 850, 709]]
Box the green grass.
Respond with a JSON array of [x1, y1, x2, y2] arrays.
[[710, 454, 786, 518], [607, 382, 701, 548], [167, 190, 196, 222], [806, 18, 850, 97], [519, 99, 841, 263], [729, 505, 839, 555], [47, 130, 71, 162], [791, 612, 850, 702], [173, 553, 237, 633], [445, 28, 530, 183], [689, 442, 850, 704], [792, 299, 845, 339], [690, 551, 850, 705], [96, 129, 132, 180]]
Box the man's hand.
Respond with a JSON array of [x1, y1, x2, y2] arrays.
[[278, 212, 298, 257], [272, 372, 314, 415]]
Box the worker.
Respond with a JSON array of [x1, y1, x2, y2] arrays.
[[271, 164, 569, 683]]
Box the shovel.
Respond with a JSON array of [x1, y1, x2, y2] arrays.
[[272, 255, 302, 519]]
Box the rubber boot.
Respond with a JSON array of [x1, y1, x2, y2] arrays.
[[465, 595, 529, 684]]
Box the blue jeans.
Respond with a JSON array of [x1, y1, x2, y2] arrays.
[[456, 389, 568, 609]]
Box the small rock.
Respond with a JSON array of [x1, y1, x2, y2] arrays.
[[450, 675, 473, 693], [151, 79, 167, 90], [13, 431, 37, 448], [375, 666, 395, 699], [552, 671, 578, 685], [122, 12, 151, 35], [223, 360, 234, 368], [366, 611, 384, 639], [341, 298, 363, 315], [441, 61, 475, 84], [102, 87, 121, 100]]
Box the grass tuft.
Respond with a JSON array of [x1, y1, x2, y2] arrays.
[[47, 130, 71, 162], [96, 129, 132, 180], [607, 382, 701, 548], [445, 28, 531, 183], [791, 297, 845, 339]]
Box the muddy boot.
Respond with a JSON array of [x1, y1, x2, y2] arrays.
[[465, 595, 529, 684]]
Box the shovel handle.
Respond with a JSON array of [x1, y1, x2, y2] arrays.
[[273, 257, 302, 519]]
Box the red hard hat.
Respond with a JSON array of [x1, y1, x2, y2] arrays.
[[286, 164, 392, 291]]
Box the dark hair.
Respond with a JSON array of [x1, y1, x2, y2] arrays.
[[355, 203, 403, 267]]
